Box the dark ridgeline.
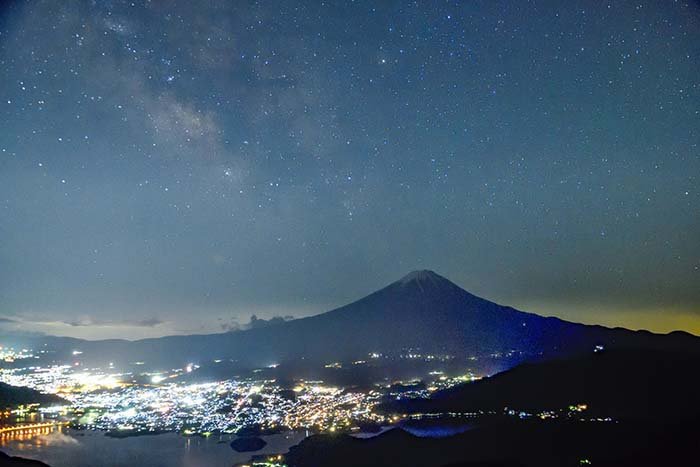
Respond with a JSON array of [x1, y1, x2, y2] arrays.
[[284, 418, 700, 467], [6, 270, 699, 369], [0, 451, 50, 467], [380, 348, 700, 420], [286, 349, 700, 467], [0, 382, 66, 409]]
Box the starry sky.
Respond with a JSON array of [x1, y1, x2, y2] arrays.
[[0, 0, 698, 340]]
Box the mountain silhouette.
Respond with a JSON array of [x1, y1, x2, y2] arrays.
[[7, 270, 699, 369]]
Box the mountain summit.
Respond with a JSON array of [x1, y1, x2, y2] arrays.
[[394, 269, 462, 294], [398, 269, 443, 285]]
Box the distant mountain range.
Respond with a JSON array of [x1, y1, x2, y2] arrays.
[[4, 270, 699, 370]]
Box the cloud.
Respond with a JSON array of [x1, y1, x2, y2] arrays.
[[246, 314, 295, 330], [0, 317, 47, 337], [0, 314, 164, 333], [218, 315, 242, 332], [218, 314, 296, 332], [135, 317, 164, 327], [64, 317, 165, 328]]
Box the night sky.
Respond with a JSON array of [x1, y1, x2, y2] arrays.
[[0, 1, 698, 339]]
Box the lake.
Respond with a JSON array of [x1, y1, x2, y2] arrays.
[[0, 428, 307, 467]]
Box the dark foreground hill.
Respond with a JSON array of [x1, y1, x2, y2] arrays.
[[287, 348, 700, 467], [381, 349, 700, 420], [284, 418, 699, 467], [5, 271, 700, 370], [0, 451, 50, 467], [0, 382, 65, 409]]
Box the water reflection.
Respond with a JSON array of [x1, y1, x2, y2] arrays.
[[0, 429, 306, 467], [1, 421, 68, 444]]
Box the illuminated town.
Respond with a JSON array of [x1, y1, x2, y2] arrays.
[[0, 344, 489, 438], [0, 342, 624, 467]]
